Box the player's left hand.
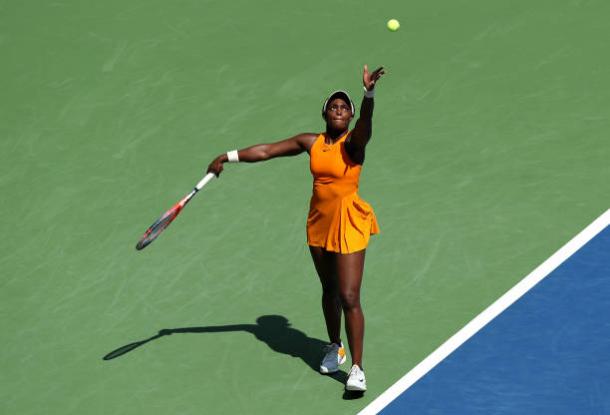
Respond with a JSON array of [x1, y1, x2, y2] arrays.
[[363, 65, 385, 91]]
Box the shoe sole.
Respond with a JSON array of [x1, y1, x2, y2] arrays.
[[345, 383, 367, 392], [320, 367, 338, 374], [320, 349, 347, 374]]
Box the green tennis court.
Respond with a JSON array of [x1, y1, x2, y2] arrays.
[[2, 1, 608, 413]]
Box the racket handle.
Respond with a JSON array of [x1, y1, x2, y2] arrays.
[[195, 172, 216, 191]]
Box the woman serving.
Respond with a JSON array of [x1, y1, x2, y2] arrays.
[[207, 65, 385, 392]]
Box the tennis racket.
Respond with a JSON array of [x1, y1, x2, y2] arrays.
[[135, 172, 216, 250]]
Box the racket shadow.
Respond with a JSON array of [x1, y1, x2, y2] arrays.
[[103, 314, 348, 385]]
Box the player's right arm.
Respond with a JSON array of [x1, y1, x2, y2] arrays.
[[207, 133, 317, 176]]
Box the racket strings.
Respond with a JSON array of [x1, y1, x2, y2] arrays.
[[134, 180, 207, 251], [135, 206, 181, 250]]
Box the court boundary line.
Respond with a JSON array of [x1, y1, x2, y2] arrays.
[[358, 209, 610, 415]]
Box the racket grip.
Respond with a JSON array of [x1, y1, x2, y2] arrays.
[[195, 172, 216, 191]]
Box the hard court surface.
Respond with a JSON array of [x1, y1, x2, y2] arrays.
[[1, 1, 609, 413]]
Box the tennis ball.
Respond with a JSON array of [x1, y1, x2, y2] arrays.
[[387, 19, 400, 32]]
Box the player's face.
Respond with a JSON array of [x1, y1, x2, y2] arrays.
[[325, 98, 353, 130]]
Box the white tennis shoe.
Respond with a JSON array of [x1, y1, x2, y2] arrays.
[[345, 364, 367, 391], [319, 342, 346, 374]]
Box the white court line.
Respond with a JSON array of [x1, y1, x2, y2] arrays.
[[358, 209, 610, 415]]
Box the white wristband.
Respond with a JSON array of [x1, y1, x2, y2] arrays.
[[364, 87, 375, 98], [227, 150, 239, 163]]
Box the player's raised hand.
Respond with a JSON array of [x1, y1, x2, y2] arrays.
[[363, 65, 385, 91]]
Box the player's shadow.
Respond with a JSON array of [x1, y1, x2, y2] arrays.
[[103, 314, 348, 385]]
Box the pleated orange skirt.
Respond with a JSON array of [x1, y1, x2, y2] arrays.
[[307, 192, 379, 253]]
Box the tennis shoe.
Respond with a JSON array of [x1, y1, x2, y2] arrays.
[[345, 364, 367, 391], [319, 342, 346, 374]]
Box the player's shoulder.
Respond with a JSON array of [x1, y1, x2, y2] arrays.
[[297, 132, 320, 140], [296, 132, 320, 150]]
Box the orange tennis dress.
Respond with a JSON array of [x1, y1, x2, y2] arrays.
[[306, 132, 379, 253]]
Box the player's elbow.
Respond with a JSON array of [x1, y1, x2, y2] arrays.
[[255, 146, 273, 161]]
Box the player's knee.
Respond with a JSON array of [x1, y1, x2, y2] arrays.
[[339, 290, 360, 309], [320, 279, 338, 295], [322, 288, 339, 302]]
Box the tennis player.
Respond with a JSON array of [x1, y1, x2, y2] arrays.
[[207, 65, 385, 392]]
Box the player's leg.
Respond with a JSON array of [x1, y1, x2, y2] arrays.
[[336, 249, 367, 390], [310, 246, 347, 374], [309, 246, 341, 344], [336, 249, 366, 368]]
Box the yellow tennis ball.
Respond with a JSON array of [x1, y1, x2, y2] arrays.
[[387, 19, 400, 32]]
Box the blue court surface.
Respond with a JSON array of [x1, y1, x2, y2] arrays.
[[360, 210, 610, 414]]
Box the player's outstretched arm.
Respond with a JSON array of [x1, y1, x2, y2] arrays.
[[207, 133, 317, 176], [347, 65, 385, 161]]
